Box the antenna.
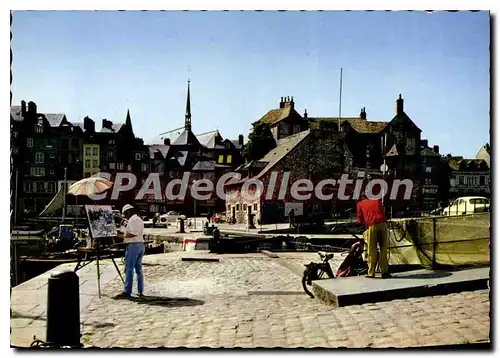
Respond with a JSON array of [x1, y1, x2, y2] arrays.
[[338, 68, 343, 131]]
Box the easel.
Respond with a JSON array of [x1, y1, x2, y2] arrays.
[[78, 205, 124, 299], [74, 236, 125, 299]]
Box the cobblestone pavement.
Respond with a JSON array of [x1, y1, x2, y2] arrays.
[[78, 252, 490, 348]]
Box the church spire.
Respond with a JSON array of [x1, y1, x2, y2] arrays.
[[185, 79, 192, 131], [125, 108, 134, 136]]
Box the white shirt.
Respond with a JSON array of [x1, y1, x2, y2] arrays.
[[123, 214, 144, 244]]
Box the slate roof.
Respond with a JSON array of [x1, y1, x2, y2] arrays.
[[168, 150, 188, 167], [192, 160, 216, 171], [231, 139, 243, 149], [421, 147, 441, 157], [44, 113, 66, 127], [197, 130, 221, 149], [253, 106, 302, 126], [226, 130, 309, 186], [448, 158, 489, 171], [309, 117, 388, 134], [148, 144, 170, 159], [385, 112, 422, 133], [10, 106, 24, 122], [100, 123, 124, 133], [172, 129, 200, 146], [72, 122, 85, 131]]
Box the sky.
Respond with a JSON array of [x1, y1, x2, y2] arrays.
[[11, 11, 490, 157]]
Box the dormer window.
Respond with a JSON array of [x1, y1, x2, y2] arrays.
[[35, 123, 43, 133]]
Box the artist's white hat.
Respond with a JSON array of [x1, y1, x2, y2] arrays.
[[122, 204, 134, 214]]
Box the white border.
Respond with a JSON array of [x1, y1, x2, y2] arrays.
[[3, 3, 496, 358]]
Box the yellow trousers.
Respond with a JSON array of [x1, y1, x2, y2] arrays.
[[365, 222, 389, 276]]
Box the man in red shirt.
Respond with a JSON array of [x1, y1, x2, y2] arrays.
[[356, 193, 391, 278]]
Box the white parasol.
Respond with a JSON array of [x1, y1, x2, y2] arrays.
[[67, 177, 113, 197]]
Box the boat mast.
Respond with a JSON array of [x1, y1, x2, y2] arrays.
[[62, 167, 67, 223]]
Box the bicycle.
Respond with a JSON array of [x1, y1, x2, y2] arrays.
[[301, 251, 335, 298]]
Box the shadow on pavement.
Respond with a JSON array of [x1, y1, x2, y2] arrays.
[[118, 295, 205, 307]]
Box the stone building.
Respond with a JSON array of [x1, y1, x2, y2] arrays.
[[225, 94, 424, 223]]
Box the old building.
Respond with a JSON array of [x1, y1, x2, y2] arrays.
[[225, 94, 424, 223], [146, 81, 244, 215], [447, 156, 490, 199], [10, 101, 84, 217], [419, 140, 450, 210]]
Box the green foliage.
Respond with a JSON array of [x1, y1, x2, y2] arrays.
[[242, 122, 276, 163]]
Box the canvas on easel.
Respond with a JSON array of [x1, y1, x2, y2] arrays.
[[85, 205, 117, 239], [84, 205, 118, 298]]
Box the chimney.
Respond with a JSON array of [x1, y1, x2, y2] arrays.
[[433, 145, 439, 154], [21, 100, 26, 116], [396, 94, 404, 115], [281, 96, 294, 109], [238, 134, 244, 146], [102, 119, 113, 130], [360, 107, 367, 120], [84, 116, 95, 133], [164, 138, 171, 145], [27, 101, 37, 116], [304, 109, 308, 119], [420, 139, 428, 148], [447, 153, 452, 160]]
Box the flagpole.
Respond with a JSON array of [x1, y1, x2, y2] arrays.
[[338, 68, 343, 130]]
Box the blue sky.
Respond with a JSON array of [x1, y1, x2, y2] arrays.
[[11, 11, 490, 157]]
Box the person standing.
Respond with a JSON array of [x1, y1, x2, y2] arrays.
[[116, 204, 145, 298], [356, 194, 391, 278]]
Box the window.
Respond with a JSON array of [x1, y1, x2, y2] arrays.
[[127, 165, 131, 171], [425, 178, 432, 185], [13, 131, 18, 138], [425, 167, 432, 173], [107, 150, 114, 158], [47, 182, 55, 193], [227, 155, 232, 164], [109, 163, 116, 170], [458, 176, 465, 185], [217, 155, 224, 164], [253, 203, 258, 211], [243, 205, 247, 212], [92, 147, 98, 156], [117, 163, 124, 170], [85, 147, 92, 156], [470, 198, 489, 205], [85, 159, 91, 168], [35, 124, 43, 133], [480, 176, 486, 185], [35, 152, 44, 164], [236, 204, 240, 211], [23, 182, 32, 193], [109, 139, 115, 145], [49, 153, 55, 159], [27, 138, 33, 147], [135, 153, 142, 160], [141, 164, 148, 172], [36, 182, 45, 192], [93, 160, 98, 168], [50, 169, 55, 175]]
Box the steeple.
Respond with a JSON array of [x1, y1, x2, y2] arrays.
[[185, 79, 192, 131], [125, 109, 134, 136]]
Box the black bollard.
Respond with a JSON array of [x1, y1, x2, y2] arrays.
[[46, 270, 81, 347], [179, 218, 185, 233]]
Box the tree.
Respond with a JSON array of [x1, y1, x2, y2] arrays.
[[242, 122, 276, 163]]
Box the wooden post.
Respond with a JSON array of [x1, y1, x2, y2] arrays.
[[432, 217, 437, 269]]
